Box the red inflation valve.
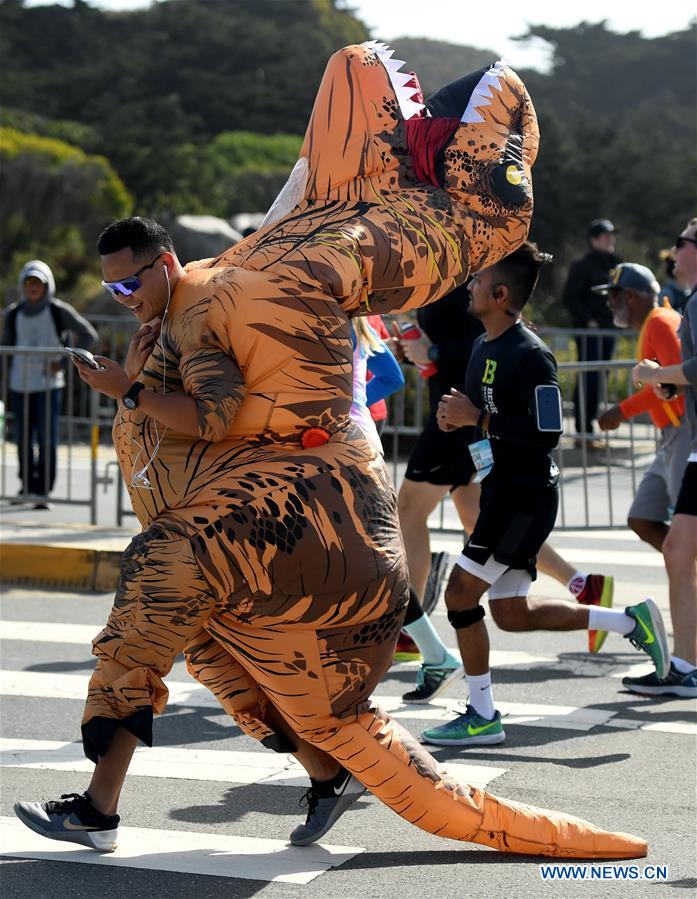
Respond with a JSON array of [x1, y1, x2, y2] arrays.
[[301, 427, 331, 448]]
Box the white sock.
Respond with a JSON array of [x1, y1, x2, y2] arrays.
[[466, 672, 495, 720], [588, 606, 634, 636], [404, 613, 449, 666], [671, 655, 696, 674], [567, 571, 587, 597]]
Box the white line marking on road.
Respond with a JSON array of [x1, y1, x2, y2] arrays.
[[0, 626, 557, 670], [2, 669, 694, 735], [534, 548, 664, 568], [0, 625, 658, 690], [0, 817, 363, 884], [640, 721, 697, 735], [0, 739, 506, 791], [1, 622, 100, 644]]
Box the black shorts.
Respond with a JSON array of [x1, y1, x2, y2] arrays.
[[675, 461, 697, 517], [462, 478, 559, 579], [405, 416, 476, 487]]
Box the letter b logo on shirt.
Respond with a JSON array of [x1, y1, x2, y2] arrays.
[[482, 359, 497, 385]]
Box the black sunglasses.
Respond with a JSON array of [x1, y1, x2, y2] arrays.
[[101, 255, 162, 298], [675, 236, 697, 250]]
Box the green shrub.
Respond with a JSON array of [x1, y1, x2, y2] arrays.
[[0, 127, 132, 300]]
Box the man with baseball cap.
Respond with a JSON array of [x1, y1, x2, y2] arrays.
[[596, 263, 689, 555], [562, 218, 622, 448]]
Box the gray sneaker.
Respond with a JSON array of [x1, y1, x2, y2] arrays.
[[290, 769, 366, 846], [14, 792, 119, 852]]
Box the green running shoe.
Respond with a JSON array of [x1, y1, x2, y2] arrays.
[[421, 705, 505, 747], [625, 598, 670, 679]]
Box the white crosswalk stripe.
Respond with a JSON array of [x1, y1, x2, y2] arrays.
[[0, 738, 505, 791], [542, 548, 664, 568], [431, 536, 665, 568], [0, 817, 362, 884], [2, 667, 695, 736]]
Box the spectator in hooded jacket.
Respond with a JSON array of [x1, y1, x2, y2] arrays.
[[2, 260, 97, 508]]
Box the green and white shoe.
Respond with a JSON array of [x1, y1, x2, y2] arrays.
[[625, 598, 670, 679], [421, 705, 505, 747]]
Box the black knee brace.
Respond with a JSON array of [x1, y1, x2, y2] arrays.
[[447, 606, 485, 629]]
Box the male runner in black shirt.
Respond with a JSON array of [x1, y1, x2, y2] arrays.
[[396, 287, 616, 705], [421, 242, 671, 746]]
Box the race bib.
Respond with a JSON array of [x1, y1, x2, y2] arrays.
[[468, 438, 494, 483]]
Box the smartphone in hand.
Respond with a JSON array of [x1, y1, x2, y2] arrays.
[[65, 347, 102, 370]]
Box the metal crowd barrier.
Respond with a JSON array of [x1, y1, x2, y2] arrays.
[[382, 356, 658, 533], [0, 347, 102, 522], [1, 328, 657, 531]]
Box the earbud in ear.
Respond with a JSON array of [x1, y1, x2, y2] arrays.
[[163, 265, 169, 280]]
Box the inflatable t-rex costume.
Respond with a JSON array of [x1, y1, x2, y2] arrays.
[[87, 42, 646, 858]]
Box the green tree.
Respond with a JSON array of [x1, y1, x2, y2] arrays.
[[0, 127, 132, 296]]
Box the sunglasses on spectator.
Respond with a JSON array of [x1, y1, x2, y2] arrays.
[[675, 236, 697, 250], [101, 255, 162, 298]]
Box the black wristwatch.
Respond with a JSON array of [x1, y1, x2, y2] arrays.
[[427, 344, 440, 362], [122, 381, 146, 410]]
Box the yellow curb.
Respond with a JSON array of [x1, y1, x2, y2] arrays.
[[0, 544, 121, 591]]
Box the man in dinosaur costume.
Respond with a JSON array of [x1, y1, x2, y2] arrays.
[[16, 42, 646, 859]]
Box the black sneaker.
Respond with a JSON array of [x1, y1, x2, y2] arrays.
[[402, 656, 464, 703], [622, 663, 697, 698], [421, 551, 450, 617], [289, 768, 366, 846], [14, 792, 119, 852]]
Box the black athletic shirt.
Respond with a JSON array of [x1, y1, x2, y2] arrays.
[[465, 321, 560, 487], [417, 284, 484, 410]]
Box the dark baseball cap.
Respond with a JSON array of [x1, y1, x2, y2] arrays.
[[592, 262, 660, 295], [588, 219, 617, 238]]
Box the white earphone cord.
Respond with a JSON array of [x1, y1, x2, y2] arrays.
[[119, 264, 172, 489]]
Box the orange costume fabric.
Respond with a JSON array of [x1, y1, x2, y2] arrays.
[[619, 306, 685, 428], [84, 42, 646, 859]]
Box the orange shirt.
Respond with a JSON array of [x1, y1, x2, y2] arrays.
[[619, 307, 685, 429]]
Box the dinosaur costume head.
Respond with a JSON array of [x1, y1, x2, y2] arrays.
[[217, 41, 539, 315]]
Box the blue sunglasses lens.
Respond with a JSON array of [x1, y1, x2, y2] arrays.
[[103, 277, 140, 297]]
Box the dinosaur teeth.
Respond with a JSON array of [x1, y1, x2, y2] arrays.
[[400, 97, 427, 120], [461, 60, 508, 124], [391, 70, 414, 89], [363, 40, 425, 120]]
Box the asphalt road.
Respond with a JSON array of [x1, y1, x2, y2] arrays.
[[1, 529, 695, 898]]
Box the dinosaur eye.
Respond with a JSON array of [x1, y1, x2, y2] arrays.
[[505, 165, 523, 186]]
